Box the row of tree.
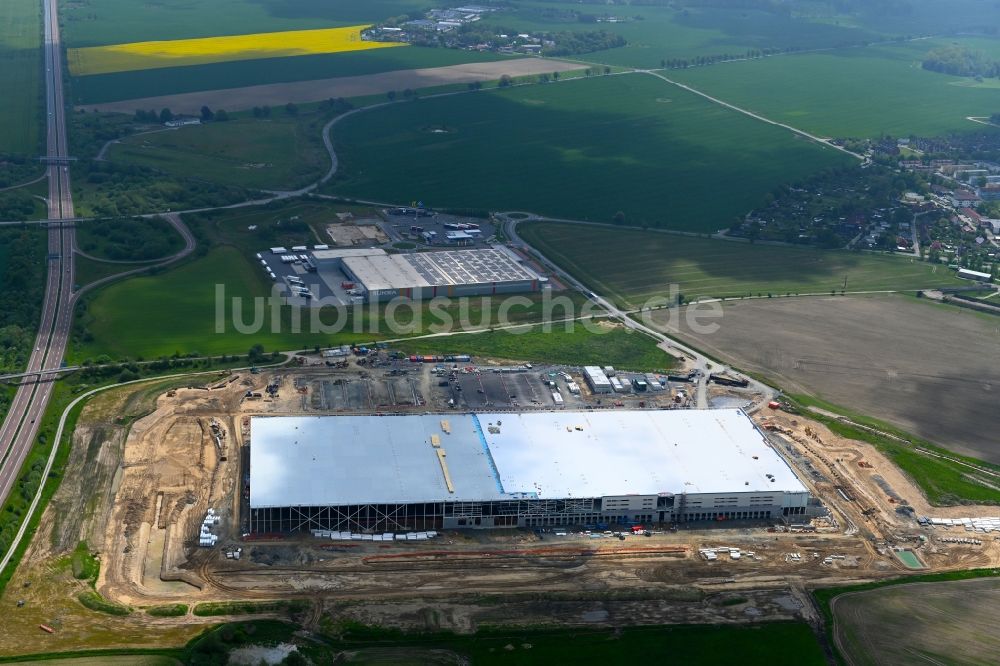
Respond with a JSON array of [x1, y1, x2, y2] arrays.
[[661, 45, 805, 69], [135, 99, 352, 125], [133, 107, 229, 124]]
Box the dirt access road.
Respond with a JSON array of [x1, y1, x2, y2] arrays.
[[651, 294, 1000, 463], [78, 59, 584, 116]]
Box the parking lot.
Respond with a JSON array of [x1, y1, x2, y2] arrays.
[[382, 209, 498, 248], [279, 357, 699, 415], [449, 370, 556, 409], [258, 251, 364, 308]]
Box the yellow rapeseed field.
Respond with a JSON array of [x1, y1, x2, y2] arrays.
[[68, 26, 404, 76]]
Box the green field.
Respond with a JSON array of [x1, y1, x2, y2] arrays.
[[73, 255, 157, 288], [107, 116, 328, 190], [73, 242, 590, 361], [330, 73, 851, 232], [0, 0, 41, 155], [520, 222, 965, 307], [477, 1, 880, 70], [401, 322, 674, 371], [73, 47, 504, 105], [669, 38, 1000, 138], [72, 245, 332, 360], [472, 1, 1000, 71]]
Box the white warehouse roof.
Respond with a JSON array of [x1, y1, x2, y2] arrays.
[[250, 410, 806, 508], [480, 409, 805, 498], [341, 254, 429, 292], [336, 248, 542, 293]]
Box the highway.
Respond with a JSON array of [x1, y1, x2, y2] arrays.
[[0, 0, 75, 507]]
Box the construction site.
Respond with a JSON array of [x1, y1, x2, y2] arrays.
[[6, 351, 1000, 652]]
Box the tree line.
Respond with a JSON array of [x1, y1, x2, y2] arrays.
[[134, 107, 230, 124], [0, 228, 45, 374], [661, 46, 803, 69], [922, 46, 1000, 79]]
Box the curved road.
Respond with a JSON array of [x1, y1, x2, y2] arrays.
[[74, 212, 196, 297], [0, 0, 76, 507], [0, 172, 47, 194], [73, 212, 195, 268]]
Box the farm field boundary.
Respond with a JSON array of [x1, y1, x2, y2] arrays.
[[72, 46, 505, 105], [68, 25, 401, 76], [78, 58, 582, 115], [821, 573, 1000, 666], [329, 74, 851, 233], [519, 222, 963, 307], [647, 294, 1000, 466], [667, 39, 1000, 138]]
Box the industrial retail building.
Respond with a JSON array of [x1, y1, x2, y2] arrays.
[[312, 247, 543, 302], [248, 409, 811, 533]]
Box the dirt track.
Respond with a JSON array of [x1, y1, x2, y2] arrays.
[[77, 58, 584, 116], [652, 294, 1000, 463]]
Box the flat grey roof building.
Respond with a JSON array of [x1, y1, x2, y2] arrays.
[[315, 247, 543, 300], [250, 409, 806, 508], [250, 414, 505, 508], [341, 254, 428, 293]]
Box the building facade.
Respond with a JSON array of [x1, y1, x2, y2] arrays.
[[248, 410, 813, 534]]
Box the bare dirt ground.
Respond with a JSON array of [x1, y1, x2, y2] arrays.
[[0, 378, 225, 656], [4, 360, 1000, 655], [651, 294, 1000, 463], [77, 59, 584, 116], [832, 577, 1000, 666], [326, 220, 387, 246]]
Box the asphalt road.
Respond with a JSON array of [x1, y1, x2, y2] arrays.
[[0, 0, 76, 507]]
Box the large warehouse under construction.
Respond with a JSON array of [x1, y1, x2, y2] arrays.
[[248, 409, 811, 533]]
